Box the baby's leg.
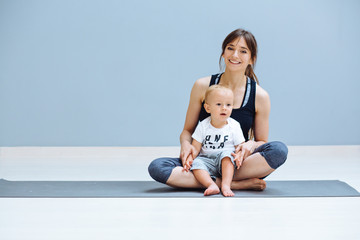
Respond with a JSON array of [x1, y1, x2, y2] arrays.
[[192, 169, 220, 196], [221, 157, 235, 197]]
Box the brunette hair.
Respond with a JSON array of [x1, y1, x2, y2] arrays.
[[219, 29, 259, 84]]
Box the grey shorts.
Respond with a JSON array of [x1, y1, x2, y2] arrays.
[[190, 150, 236, 181]]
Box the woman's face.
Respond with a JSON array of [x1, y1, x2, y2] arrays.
[[222, 37, 253, 72]]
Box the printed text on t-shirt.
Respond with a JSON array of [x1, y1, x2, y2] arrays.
[[203, 135, 229, 149]]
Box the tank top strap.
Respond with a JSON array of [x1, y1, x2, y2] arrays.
[[241, 77, 256, 110], [241, 77, 252, 108], [209, 73, 223, 86]]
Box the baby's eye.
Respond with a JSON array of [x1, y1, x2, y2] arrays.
[[216, 103, 221, 106], [227, 104, 232, 107]]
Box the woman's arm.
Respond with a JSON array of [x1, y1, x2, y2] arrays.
[[183, 139, 202, 172], [233, 85, 270, 161], [253, 85, 270, 145], [179, 76, 210, 165]]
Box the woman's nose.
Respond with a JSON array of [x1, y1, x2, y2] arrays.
[[232, 50, 239, 57]]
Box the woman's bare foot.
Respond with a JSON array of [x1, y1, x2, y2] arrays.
[[204, 183, 220, 196], [221, 185, 235, 197], [232, 178, 267, 190], [216, 178, 267, 191]]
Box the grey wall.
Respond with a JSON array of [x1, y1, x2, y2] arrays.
[[1, 0, 359, 146]]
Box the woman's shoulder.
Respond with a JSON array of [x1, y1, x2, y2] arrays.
[[255, 83, 270, 112], [191, 76, 212, 102], [255, 84, 270, 102], [194, 75, 212, 89]]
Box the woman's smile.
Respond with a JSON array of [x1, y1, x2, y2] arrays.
[[229, 59, 241, 64]]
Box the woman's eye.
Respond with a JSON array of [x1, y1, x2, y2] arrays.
[[241, 50, 247, 54], [227, 47, 233, 50]]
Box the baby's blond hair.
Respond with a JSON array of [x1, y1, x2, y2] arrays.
[[204, 85, 233, 103]]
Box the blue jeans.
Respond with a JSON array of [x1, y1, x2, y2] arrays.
[[148, 141, 288, 184]]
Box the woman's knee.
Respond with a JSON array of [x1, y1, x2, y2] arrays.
[[148, 157, 181, 184], [258, 141, 288, 169]]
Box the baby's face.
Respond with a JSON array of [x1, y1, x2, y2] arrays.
[[205, 89, 234, 122]]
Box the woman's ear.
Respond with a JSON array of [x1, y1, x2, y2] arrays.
[[204, 103, 211, 113], [250, 56, 256, 66]]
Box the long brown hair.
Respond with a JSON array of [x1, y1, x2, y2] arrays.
[[219, 29, 259, 140], [219, 29, 259, 85]]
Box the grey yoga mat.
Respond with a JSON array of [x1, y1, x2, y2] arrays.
[[0, 179, 359, 198]]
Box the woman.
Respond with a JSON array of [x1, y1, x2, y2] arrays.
[[148, 29, 288, 190]]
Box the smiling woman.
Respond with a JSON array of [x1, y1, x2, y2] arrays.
[[148, 29, 288, 193], [220, 29, 259, 84]]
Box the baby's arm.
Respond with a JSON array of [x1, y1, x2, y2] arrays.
[[183, 139, 202, 172]]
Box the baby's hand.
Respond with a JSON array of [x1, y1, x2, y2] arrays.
[[232, 152, 243, 169], [182, 164, 190, 172], [182, 156, 193, 172]]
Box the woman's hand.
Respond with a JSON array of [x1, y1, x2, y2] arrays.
[[180, 141, 196, 168], [232, 140, 260, 169]]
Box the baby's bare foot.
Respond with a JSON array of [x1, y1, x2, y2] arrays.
[[204, 184, 220, 196], [221, 185, 235, 197]]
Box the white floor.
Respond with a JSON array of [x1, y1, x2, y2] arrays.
[[0, 146, 359, 240]]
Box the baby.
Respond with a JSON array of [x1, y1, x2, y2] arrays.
[[183, 85, 245, 197]]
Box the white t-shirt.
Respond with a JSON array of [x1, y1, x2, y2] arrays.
[[192, 116, 245, 157]]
